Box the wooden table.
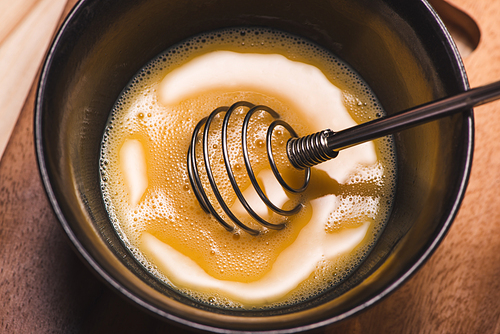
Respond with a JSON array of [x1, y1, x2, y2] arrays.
[[2, 0, 500, 332]]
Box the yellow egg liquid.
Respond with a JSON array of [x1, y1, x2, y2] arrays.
[[100, 27, 396, 309]]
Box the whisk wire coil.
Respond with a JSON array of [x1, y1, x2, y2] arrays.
[[287, 130, 339, 169], [187, 101, 310, 235]]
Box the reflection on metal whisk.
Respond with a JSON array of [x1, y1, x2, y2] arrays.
[[188, 81, 500, 235]]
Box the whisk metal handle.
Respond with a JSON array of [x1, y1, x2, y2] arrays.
[[287, 80, 500, 169]]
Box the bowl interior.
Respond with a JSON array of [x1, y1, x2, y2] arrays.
[[36, 0, 471, 331]]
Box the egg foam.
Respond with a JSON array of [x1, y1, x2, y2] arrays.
[[100, 27, 397, 309]]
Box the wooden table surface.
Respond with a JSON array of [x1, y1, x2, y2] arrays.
[[2, 0, 500, 333]]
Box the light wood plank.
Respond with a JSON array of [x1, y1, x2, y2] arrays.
[[0, 0, 67, 159]]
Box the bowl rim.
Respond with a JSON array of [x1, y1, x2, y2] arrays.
[[34, 0, 473, 332]]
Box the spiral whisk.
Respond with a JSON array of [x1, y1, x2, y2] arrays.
[[187, 101, 318, 235], [187, 80, 500, 235]]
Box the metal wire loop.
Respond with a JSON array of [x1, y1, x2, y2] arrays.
[[187, 101, 310, 235]]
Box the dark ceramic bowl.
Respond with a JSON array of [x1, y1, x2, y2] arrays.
[[35, 0, 472, 332]]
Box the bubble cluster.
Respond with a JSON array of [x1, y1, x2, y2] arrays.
[[100, 27, 397, 309]]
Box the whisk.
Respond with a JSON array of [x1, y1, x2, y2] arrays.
[[187, 80, 500, 235]]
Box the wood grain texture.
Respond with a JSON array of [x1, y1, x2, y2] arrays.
[[0, 0, 67, 160], [1, 0, 499, 333]]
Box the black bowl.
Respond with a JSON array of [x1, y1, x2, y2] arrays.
[[35, 0, 472, 332]]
